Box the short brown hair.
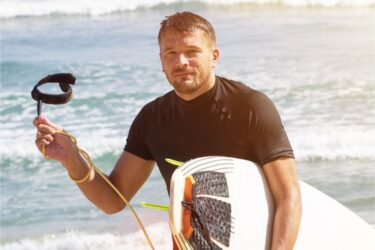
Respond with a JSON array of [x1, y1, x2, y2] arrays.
[[158, 12, 216, 46]]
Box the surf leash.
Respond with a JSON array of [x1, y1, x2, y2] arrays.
[[165, 158, 184, 167], [31, 73, 76, 116], [31, 73, 155, 250], [138, 158, 184, 212], [139, 202, 170, 211]]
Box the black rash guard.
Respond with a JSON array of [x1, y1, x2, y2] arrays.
[[124, 75, 294, 192]]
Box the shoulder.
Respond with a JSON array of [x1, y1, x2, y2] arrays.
[[216, 76, 253, 95], [129, 90, 175, 136], [138, 90, 175, 116], [216, 76, 275, 111]]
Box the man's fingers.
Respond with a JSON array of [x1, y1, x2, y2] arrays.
[[35, 138, 51, 150], [32, 115, 63, 131], [37, 124, 56, 135], [36, 131, 54, 142], [33, 115, 64, 159], [33, 115, 46, 127], [42, 116, 63, 130]]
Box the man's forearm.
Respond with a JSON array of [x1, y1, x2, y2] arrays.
[[271, 194, 302, 250], [62, 152, 125, 214]]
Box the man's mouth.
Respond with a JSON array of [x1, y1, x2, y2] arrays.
[[173, 71, 193, 77]]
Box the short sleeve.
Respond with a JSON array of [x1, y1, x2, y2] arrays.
[[247, 91, 294, 166], [124, 107, 154, 160]]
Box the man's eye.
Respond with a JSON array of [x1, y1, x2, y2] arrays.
[[164, 51, 176, 58], [186, 50, 199, 56]]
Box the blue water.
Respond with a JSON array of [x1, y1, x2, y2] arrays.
[[1, 1, 375, 249]]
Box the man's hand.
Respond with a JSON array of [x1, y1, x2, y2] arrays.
[[33, 115, 155, 214], [33, 115, 77, 164]]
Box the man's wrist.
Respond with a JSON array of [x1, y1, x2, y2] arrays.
[[61, 148, 86, 174]]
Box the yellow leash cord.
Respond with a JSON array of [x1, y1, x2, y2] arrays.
[[42, 130, 155, 250]]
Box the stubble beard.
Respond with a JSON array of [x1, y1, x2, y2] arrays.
[[170, 71, 211, 96], [172, 77, 200, 95]]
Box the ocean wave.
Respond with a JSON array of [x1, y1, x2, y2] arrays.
[[1, 222, 171, 250], [1, 123, 374, 162], [289, 128, 375, 162], [0, 91, 374, 162], [2, 0, 374, 19]]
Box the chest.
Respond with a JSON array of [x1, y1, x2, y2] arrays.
[[145, 106, 250, 164]]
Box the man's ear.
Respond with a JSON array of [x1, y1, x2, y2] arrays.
[[212, 48, 220, 68]]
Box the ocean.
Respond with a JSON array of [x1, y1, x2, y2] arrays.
[[1, 0, 374, 249]]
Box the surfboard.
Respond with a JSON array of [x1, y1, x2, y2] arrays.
[[169, 156, 375, 250]]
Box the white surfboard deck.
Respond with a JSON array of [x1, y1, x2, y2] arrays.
[[169, 156, 375, 250]]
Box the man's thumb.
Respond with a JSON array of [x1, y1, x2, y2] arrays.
[[35, 115, 63, 131]]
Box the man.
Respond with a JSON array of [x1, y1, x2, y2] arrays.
[[34, 12, 301, 250]]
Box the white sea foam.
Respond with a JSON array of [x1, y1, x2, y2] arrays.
[[289, 127, 375, 161], [1, 0, 374, 18], [1, 117, 374, 162], [1, 222, 172, 250], [0, 89, 374, 162]]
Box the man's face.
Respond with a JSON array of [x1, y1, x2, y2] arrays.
[[159, 29, 219, 98]]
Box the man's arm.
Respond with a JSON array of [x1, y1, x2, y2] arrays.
[[263, 157, 302, 250], [74, 151, 154, 214], [33, 115, 154, 214]]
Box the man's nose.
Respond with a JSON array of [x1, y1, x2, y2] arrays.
[[176, 53, 189, 67]]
